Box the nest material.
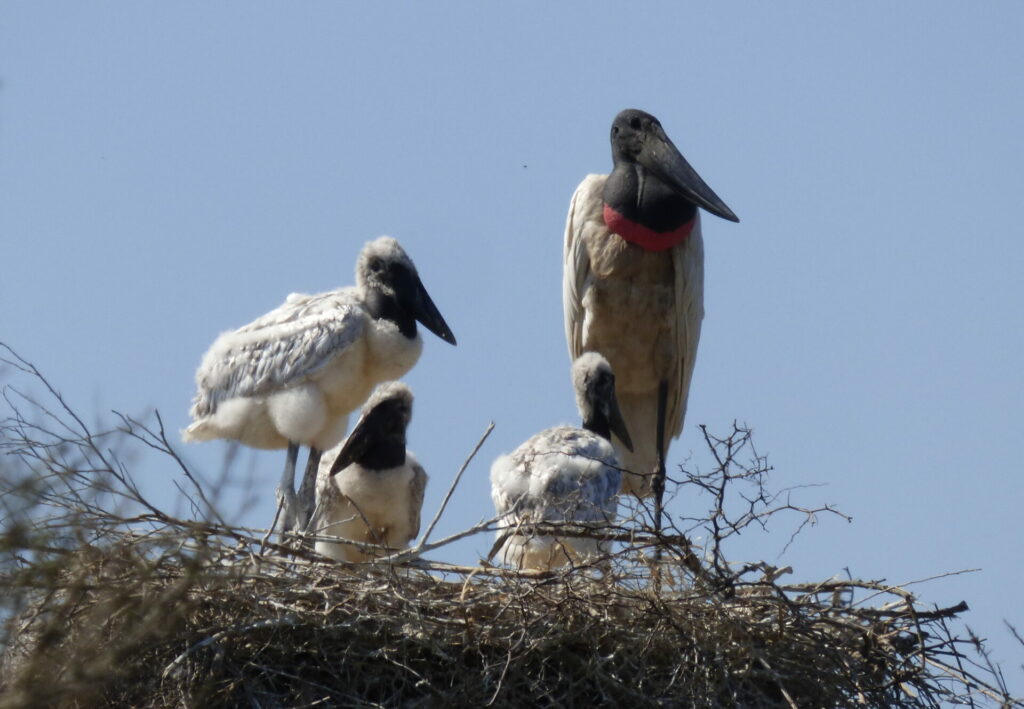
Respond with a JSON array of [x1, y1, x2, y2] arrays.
[[0, 343, 1019, 708], [2, 521, 1016, 708]]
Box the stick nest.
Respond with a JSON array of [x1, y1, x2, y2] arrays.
[[0, 344, 1019, 708]]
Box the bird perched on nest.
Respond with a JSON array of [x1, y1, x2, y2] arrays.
[[312, 381, 426, 562], [490, 352, 632, 570], [183, 237, 455, 533], [563, 109, 738, 530]]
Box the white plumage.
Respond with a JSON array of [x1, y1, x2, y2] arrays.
[[184, 289, 407, 451], [490, 353, 628, 570], [313, 381, 427, 562], [183, 236, 454, 531]]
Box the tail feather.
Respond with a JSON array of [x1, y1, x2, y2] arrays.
[[181, 420, 216, 443]]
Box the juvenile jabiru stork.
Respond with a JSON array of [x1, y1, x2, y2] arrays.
[[183, 237, 455, 533], [490, 352, 632, 571], [563, 109, 738, 532], [313, 381, 427, 562]]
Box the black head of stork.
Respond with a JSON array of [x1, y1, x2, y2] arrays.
[[358, 237, 458, 345], [330, 381, 413, 474], [573, 352, 634, 452], [603, 109, 739, 236]]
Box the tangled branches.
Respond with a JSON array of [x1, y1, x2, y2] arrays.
[[0, 344, 1019, 707]]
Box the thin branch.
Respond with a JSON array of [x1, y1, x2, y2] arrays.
[[416, 421, 494, 549]]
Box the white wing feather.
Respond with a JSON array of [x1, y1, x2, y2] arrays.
[[490, 426, 620, 569], [562, 175, 605, 361], [190, 290, 364, 419], [491, 427, 620, 524], [668, 217, 705, 440]]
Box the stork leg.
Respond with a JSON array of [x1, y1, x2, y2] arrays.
[[653, 380, 668, 559], [274, 442, 301, 538], [296, 446, 322, 532]]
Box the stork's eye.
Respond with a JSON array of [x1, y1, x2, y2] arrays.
[[612, 125, 620, 137], [628, 116, 642, 130]]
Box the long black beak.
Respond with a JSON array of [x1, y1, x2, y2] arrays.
[[640, 125, 739, 223], [329, 402, 395, 476], [411, 274, 457, 346], [329, 416, 371, 476], [607, 391, 634, 453]]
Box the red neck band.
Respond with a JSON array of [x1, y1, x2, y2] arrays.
[[603, 204, 695, 252]]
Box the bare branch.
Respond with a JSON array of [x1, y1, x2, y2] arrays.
[[417, 421, 494, 548], [0, 346, 1018, 708]]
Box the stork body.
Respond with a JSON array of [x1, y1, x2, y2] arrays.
[[563, 109, 738, 519], [490, 353, 632, 571], [184, 237, 454, 532], [314, 382, 426, 562], [565, 173, 705, 497]]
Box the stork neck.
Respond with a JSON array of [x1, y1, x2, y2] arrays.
[[364, 289, 417, 339], [603, 204, 695, 252], [603, 164, 698, 251], [355, 437, 407, 471]]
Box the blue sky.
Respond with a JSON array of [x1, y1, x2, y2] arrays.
[[3, 2, 1022, 690]]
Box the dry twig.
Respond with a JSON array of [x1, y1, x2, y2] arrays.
[[0, 344, 1019, 708]]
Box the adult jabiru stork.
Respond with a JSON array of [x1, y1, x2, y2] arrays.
[[313, 381, 427, 562], [184, 236, 455, 533], [490, 352, 631, 570], [563, 109, 738, 533]]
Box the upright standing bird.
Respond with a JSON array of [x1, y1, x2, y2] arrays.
[[563, 109, 738, 530], [184, 236, 455, 533], [490, 352, 632, 571], [313, 381, 426, 562]]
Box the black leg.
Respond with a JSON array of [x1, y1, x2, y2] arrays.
[[653, 380, 668, 558]]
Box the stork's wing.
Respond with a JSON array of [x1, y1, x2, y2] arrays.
[[407, 461, 428, 540], [667, 218, 706, 441], [563, 175, 606, 361], [539, 430, 620, 523], [190, 290, 364, 419]]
